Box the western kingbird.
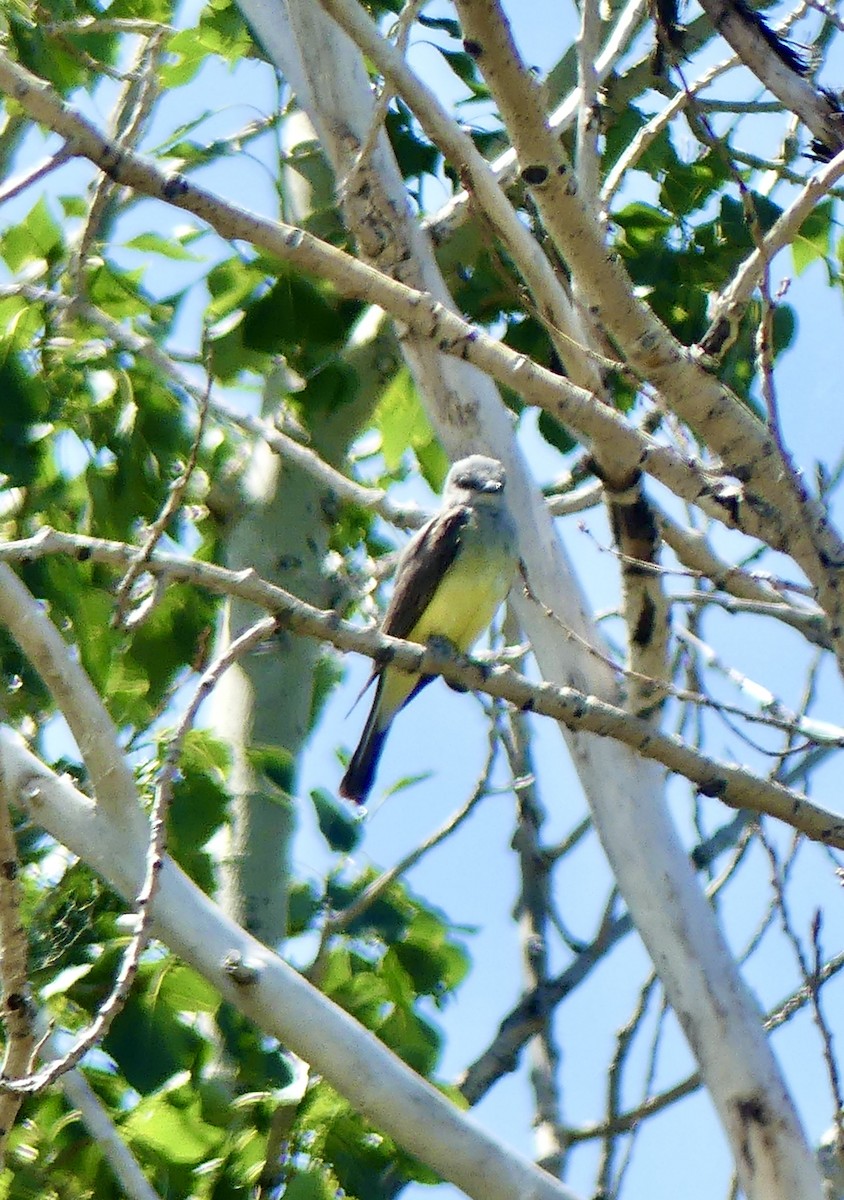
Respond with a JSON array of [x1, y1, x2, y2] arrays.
[[340, 454, 519, 804]]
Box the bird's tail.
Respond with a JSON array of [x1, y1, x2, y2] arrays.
[[339, 679, 389, 804]]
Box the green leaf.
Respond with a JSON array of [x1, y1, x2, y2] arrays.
[[538, 410, 577, 455], [155, 962, 220, 1015], [241, 269, 351, 355], [391, 936, 469, 997], [659, 150, 732, 217], [159, 27, 208, 87], [378, 1003, 441, 1074], [435, 47, 490, 98], [325, 873, 412, 940], [288, 882, 322, 936], [59, 194, 88, 218], [311, 788, 362, 853], [375, 368, 436, 470], [1, 196, 62, 270], [417, 13, 462, 36], [284, 1170, 338, 1200], [102, 957, 209, 1093], [793, 200, 832, 274], [247, 744, 295, 792], [124, 232, 204, 262], [123, 1084, 223, 1163]]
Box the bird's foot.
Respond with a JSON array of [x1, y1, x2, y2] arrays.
[[426, 635, 469, 693]]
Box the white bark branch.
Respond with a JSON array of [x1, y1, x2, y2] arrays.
[[696, 0, 843, 151], [0, 730, 582, 1200], [0, 564, 144, 831]]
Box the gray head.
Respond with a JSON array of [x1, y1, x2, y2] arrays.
[[443, 455, 507, 506]]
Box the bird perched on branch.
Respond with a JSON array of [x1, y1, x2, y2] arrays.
[[339, 454, 519, 805]]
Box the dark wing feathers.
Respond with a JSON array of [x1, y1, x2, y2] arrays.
[[380, 505, 470, 641]]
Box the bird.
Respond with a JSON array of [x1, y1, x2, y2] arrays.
[[339, 454, 519, 804]]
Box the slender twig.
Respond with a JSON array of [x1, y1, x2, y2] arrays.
[[597, 974, 659, 1193], [811, 911, 844, 1139], [564, 951, 844, 1142], [704, 144, 844, 354], [340, 0, 424, 198], [307, 715, 503, 984], [0, 145, 72, 205], [501, 610, 566, 1176]]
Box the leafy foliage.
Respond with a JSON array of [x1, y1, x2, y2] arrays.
[[0, 0, 841, 1197]]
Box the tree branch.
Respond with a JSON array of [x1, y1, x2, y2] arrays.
[[0, 730, 583, 1200], [0, 564, 143, 831], [0, 530, 840, 847], [0, 52, 796, 552]]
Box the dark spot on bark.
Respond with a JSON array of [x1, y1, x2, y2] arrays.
[[712, 491, 740, 525], [700, 317, 731, 356], [734, 1099, 768, 1123], [632, 593, 657, 648], [521, 164, 549, 186], [77, 545, 92, 562], [463, 38, 482, 57], [817, 548, 844, 568], [1, 859, 17, 881], [734, 1095, 770, 1169], [521, 697, 536, 713], [163, 174, 189, 200], [557, 163, 568, 174], [6, 993, 25, 1011], [611, 493, 657, 543], [698, 777, 727, 798]]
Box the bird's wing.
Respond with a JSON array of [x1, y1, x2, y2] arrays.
[[380, 504, 470, 641]]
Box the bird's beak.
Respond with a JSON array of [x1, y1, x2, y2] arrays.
[[481, 479, 504, 494]]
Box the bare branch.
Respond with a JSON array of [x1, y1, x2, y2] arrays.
[[1, 529, 841, 847], [0, 564, 142, 829], [695, 0, 843, 152]]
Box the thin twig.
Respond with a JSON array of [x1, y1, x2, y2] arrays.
[[306, 715, 503, 985], [0, 146, 72, 205], [340, 0, 425, 199]]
